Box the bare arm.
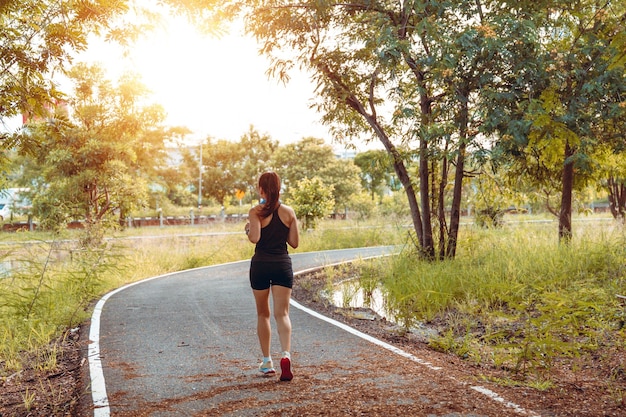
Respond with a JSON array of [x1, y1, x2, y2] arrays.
[[246, 207, 261, 243], [286, 206, 299, 249]]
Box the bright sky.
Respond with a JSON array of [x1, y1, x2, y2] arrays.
[[79, 14, 334, 146]]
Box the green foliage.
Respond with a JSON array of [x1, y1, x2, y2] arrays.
[[196, 137, 245, 205], [270, 137, 361, 208], [468, 165, 527, 227], [379, 191, 410, 221], [0, 0, 128, 122], [485, 1, 626, 239], [348, 192, 376, 220], [289, 177, 334, 230], [429, 328, 481, 364], [182, 127, 280, 207], [371, 221, 626, 380], [296, 221, 403, 253], [19, 63, 178, 231], [0, 235, 123, 372], [353, 150, 398, 201]]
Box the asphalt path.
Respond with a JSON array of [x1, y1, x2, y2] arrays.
[[88, 246, 539, 417]]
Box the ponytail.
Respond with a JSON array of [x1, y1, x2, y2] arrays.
[[258, 172, 281, 218]]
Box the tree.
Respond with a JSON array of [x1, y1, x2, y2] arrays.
[[269, 137, 360, 211], [237, 126, 279, 202], [197, 137, 243, 206], [153, 126, 196, 207], [23, 64, 170, 233], [0, 0, 134, 156], [289, 177, 334, 230], [182, 127, 278, 207], [486, 1, 626, 241], [595, 146, 626, 221], [353, 150, 395, 202], [322, 157, 362, 212]]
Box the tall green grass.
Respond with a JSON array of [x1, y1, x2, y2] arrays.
[[377, 220, 625, 380]]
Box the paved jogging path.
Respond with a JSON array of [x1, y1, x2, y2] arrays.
[[88, 246, 539, 417]]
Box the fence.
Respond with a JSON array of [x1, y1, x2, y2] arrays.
[[1, 213, 249, 232]]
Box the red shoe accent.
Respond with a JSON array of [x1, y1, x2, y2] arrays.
[[279, 357, 293, 381]]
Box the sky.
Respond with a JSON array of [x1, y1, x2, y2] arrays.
[[78, 13, 336, 147]]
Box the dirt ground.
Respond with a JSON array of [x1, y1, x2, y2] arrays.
[[1, 268, 625, 416]]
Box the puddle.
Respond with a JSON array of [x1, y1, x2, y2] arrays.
[[328, 279, 440, 340], [329, 280, 392, 319]]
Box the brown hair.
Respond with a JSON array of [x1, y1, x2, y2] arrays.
[[258, 171, 281, 218]]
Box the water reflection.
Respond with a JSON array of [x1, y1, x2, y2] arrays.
[[330, 280, 394, 320], [329, 279, 440, 340]]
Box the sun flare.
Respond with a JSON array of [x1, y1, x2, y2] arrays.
[[79, 13, 327, 144]]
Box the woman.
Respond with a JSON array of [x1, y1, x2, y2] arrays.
[[245, 172, 299, 381]]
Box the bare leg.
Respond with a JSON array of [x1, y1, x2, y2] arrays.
[[271, 285, 292, 354], [253, 288, 272, 357]]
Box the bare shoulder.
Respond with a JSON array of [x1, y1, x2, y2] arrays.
[[248, 205, 261, 217], [280, 203, 295, 212], [280, 204, 296, 215], [278, 204, 297, 223]]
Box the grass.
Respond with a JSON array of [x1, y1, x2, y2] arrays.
[[363, 217, 626, 381]]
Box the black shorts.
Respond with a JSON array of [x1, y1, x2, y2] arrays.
[[250, 259, 293, 290]]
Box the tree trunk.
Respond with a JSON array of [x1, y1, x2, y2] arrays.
[[607, 176, 626, 222], [447, 143, 466, 258], [373, 122, 423, 244], [401, 36, 435, 259], [437, 157, 448, 260], [559, 141, 575, 242], [419, 86, 435, 259], [315, 55, 426, 256], [447, 92, 468, 259]]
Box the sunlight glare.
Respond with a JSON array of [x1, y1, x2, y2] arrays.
[[80, 14, 327, 144]]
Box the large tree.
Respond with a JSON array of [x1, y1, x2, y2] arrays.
[[163, 0, 522, 259], [0, 0, 160, 200], [486, 1, 626, 241], [22, 63, 171, 231], [532, 2, 624, 241]]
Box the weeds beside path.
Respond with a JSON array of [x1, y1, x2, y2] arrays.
[[292, 265, 626, 417]]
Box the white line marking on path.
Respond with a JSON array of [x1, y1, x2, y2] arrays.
[[471, 385, 537, 416], [290, 298, 442, 371], [87, 261, 246, 417], [292, 265, 542, 417], [89, 274, 173, 417]]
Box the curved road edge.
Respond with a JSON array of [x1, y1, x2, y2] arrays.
[[88, 258, 249, 417]]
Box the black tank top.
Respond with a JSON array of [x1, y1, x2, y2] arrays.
[[253, 206, 290, 261]]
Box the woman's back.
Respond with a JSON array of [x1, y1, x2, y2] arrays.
[[254, 206, 290, 258]]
